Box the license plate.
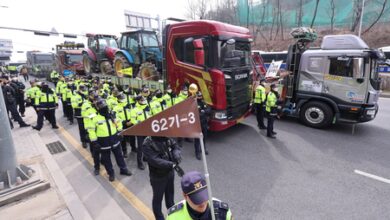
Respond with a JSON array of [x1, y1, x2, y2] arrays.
[[367, 110, 375, 116]]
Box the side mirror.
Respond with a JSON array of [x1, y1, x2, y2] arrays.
[[193, 39, 205, 66]]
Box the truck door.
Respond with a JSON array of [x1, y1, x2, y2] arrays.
[[324, 57, 368, 104]]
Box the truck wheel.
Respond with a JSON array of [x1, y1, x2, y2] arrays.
[[114, 55, 131, 77], [100, 61, 113, 75], [300, 101, 333, 128], [139, 62, 159, 81], [83, 54, 94, 74]]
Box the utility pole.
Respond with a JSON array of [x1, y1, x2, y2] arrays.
[[247, 0, 250, 28], [0, 84, 47, 200], [358, 0, 366, 37], [0, 87, 18, 183]]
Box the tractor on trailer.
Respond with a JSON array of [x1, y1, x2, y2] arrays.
[[82, 34, 118, 75], [108, 20, 254, 131], [276, 28, 384, 128], [114, 29, 162, 79]]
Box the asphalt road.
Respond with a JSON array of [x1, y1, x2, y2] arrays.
[[54, 95, 390, 220]]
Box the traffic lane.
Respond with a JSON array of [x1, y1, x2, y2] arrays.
[[229, 104, 390, 219], [53, 98, 390, 219]]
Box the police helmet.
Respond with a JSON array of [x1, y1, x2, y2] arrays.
[[95, 98, 108, 110], [79, 84, 87, 91], [112, 89, 120, 97]]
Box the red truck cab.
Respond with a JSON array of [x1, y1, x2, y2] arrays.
[[163, 20, 253, 131]]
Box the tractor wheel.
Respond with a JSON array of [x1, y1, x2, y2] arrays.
[[100, 61, 113, 75], [139, 62, 159, 81], [300, 101, 333, 128], [83, 54, 95, 74], [114, 55, 131, 77]]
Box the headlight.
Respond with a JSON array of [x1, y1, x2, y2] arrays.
[[224, 74, 232, 79], [214, 111, 227, 120]]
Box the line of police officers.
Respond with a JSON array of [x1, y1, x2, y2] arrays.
[[253, 79, 280, 139], [3, 70, 232, 220]]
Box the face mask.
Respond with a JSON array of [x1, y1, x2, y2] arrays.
[[182, 91, 188, 96], [140, 100, 147, 105], [156, 93, 163, 98], [273, 88, 278, 92], [167, 89, 172, 94]]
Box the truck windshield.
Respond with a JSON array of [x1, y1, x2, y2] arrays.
[[99, 37, 118, 48], [34, 55, 54, 64], [142, 33, 159, 47], [66, 54, 82, 64], [218, 40, 250, 68]]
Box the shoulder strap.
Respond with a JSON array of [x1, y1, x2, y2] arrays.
[[213, 199, 229, 220]]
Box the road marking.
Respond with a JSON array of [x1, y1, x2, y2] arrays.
[[354, 170, 390, 184], [58, 126, 155, 220]]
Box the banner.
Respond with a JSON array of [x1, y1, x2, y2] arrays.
[[120, 97, 202, 138]]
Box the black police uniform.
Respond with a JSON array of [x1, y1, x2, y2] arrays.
[[194, 98, 211, 159], [10, 80, 26, 116], [2, 83, 29, 127], [142, 136, 182, 220], [34, 86, 58, 130]]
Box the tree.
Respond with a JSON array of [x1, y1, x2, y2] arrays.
[[186, 0, 197, 20], [196, 0, 208, 20], [328, 0, 336, 33], [310, 0, 320, 28], [362, 0, 388, 35], [185, 0, 208, 20], [297, 0, 304, 27]]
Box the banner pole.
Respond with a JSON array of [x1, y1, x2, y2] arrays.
[[199, 133, 215, 220]]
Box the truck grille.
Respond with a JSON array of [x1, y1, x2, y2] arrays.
[[224, 68, 251, 120]]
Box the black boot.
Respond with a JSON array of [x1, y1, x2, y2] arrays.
[[195, 152, 201, 160], [120, 169, 132, 176]]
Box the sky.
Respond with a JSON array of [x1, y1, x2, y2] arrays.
[[0, 0, 187, 62]]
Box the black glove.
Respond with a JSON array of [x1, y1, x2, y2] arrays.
[[173, 164, 185, 177]]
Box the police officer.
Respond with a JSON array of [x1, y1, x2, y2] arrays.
[[112, 93, 134, 158], [123, 85, 137, 108], [50, 70, 60, 87], [143, 136, 182, 220], [26, 80, 42, 114], [150, 89, 164, 115], [266, 84, 279, 139], [130, 95, 152, 170], [140, 85, 153, 105], [10, 77, 26, 117], [194, 91, 211, 160], [56, 77, 68, 117], [32, 82, 58, 131], [174, 85, 189, 104], [63, 81, 75, 124], [162, 85, 175, 109], [167, 171, 233, 220], [1, 79, 30, 128], [254, 79, 267, 129], [88, 99, 132, 180], [71, 84, 89, 148], [83, 92, 101, 175]]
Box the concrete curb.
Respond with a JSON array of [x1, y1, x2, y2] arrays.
[[31, 133, 93, 220], [380, 92, 390, 98], [0, 181, 50, 207]]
